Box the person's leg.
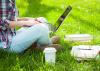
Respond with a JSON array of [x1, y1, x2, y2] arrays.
[[9, 24, 51, 53]]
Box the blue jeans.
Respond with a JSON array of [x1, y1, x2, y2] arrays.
[[0, 24, 51, 53]]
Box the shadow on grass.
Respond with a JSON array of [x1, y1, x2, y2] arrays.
[[0, 49, 44, 70], [71, 14, 100, 32], [22, 0, 62, 18]]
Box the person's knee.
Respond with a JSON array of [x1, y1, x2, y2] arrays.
[[32, 24, 50, 35], [34, 24, 51, 45], [35, 24, 49, 31]]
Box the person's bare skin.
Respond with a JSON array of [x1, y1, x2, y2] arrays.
[[17, 17, 35, 21], [9, 17, 41, 28]]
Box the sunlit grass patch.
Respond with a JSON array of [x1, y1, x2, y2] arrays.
[[0, 0, 100, 71]]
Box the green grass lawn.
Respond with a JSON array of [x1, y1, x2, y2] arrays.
[[0, 0, 100, 71]]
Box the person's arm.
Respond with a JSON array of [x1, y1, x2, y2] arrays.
[[0, 18, 40, 29], [17, 17, 35, 21], [9, 20, 40, 28]]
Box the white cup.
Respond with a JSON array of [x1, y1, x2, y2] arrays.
[[43, 47, 57, 64]]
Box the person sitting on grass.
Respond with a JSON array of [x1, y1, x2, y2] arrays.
[[0, 0, 61, 53]]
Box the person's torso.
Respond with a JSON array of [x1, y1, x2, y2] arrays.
[[0, 0, 17, 48]]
